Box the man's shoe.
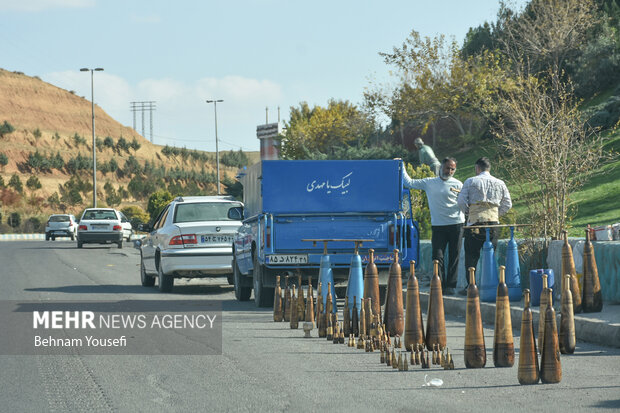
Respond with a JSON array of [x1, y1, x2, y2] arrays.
[[457, 288, 468, 296], [445, 287, 455, 296]]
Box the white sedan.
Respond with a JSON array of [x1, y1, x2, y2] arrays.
[[138, 196, 243, 292], [77, 208, 124, 249]]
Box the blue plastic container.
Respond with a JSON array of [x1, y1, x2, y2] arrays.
[[480, 228, 499, 302], [529, 269, 555, 306], [345, 254, 364, 317], [505, 227, 522, 301], [319, 254, 336, 313]]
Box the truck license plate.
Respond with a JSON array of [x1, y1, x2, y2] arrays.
[[266, 254, 308, 264]]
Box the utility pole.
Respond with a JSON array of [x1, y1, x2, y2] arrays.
[[206, 99, 223, 195], [80, 67, 104, 207]]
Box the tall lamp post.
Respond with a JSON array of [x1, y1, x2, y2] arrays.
[[80, 67, 104, 207], [206, 99, 223, 195]]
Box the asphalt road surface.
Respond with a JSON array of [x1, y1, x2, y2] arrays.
[[1, 241, 619, 412]]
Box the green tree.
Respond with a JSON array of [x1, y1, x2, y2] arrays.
[[47, 192, 61, 209], [147, 189, 173, 222], [0, 153, 8, 168], [8, 174, 23, 193], [0, 121, 15, 138], [130, 137, 141, 152], [121, 205, 150, 229], [281, 100, 376, 159], [403, 163, 434, 239], [26, 175, 42, 191], [103, 136, 114, 149]]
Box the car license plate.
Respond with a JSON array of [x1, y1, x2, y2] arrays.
[[92, 224, 108, 229], [266, 254, 308, 264], [200, 235, 233, 244]]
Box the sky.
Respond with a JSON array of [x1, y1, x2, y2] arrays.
[[1, 0, 527, 153]]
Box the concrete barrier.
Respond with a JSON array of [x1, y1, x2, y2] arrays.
[[418, 237, 620, 303], [0, 233, 46, 241]]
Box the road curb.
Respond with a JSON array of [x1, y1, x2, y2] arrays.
[[410, 291, 620, 349], [0, 233, 45, 241]]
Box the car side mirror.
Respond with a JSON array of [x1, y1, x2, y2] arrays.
[[228, 207, 243, 220]]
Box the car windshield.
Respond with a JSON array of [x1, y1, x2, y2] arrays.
[[49, 215, 70, 222], [174, 203, 241, 223], [83, 210, 118, 220]]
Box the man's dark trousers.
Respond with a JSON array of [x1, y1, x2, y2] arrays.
[[431, 223, 463, 289], [463, 221, 500, 286]]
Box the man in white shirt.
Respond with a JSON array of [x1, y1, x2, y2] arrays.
[[457, 157, 512, 294], [403, 157, 465, 295]]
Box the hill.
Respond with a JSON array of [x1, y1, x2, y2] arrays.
[[0, 68, 258, 231]]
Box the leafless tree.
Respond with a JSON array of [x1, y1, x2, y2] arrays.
[[493, 73, 608, 240]]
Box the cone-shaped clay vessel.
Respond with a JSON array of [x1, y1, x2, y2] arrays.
[[297, 275, 305, 322], [582, 226, 603, 313], [404, 260, 425, 350], [493, 266, 514, 367], [540, 289, 562, 384], [359, 298, 367, 337], [464, 267, 486, 368], [289, 289, 298, 329], [343, 296, 351, 336], [364, 249, 381, 320], [559, 275, 576, 355], [351, 296, 359, 337], [383, 249, 404, 337], [561, 231, 582, 313], [273, 275, 283, 322], [538, 274, 549, 351], [518, 289, 539, 385], [426, 259, 446, 351], [317, 283, 326, 338], [305, 277, 315, 327], [284, 276, 293, 322]]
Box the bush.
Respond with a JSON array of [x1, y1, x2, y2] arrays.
[[116, 137, 130, 154], [26, 175, 42, 191], [7, 212, 21, 228], [0, 121, 15, 138], [147, 189, 173, 222], [121, 206, 150, 229], [130, 137, 141, 152], [0, 175, 4, 188], [221, 149, 249, 168], [25, 216, 43, 232], [72, 133, 86, 146], [123, 156, 142, 176], [0, 153, 8, 167], [33, 128, 42, 139], [8, 174, 23, 193], [103, 136, 115, 149], [53, 132, 61, 141]]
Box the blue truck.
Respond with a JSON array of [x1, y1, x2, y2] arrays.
[[232, 159, 419, 307]]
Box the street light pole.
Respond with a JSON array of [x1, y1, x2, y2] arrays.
[[206, 99, 223, 195], [80, 67, 104, 207]]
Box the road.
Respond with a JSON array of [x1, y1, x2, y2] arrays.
[[0, 241, 619, 412]]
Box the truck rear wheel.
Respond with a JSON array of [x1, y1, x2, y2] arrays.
[[233, 256, 251, 301], [253, 254, 274, 307]]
